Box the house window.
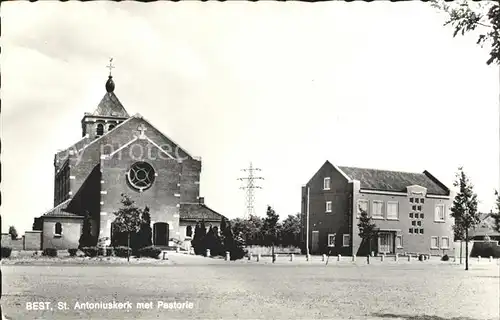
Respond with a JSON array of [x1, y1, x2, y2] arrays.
[[434, 204, 445, 222], [357, 199, 369, 215], [410, 198, 414, 203], [371, 200, 384, 218], [409, 228, 413, 234], [186, 226, 193, 237], [420, 213, 424, 219], [441, 237, 450, 249], [325, 201, 332, 213], [417, 205, 422, 211], [420, 198, 425, 204], [342, 234, 350, 247], [417, 221, 422, 226], [409, 213, 413, 218], [386, 201, 399, 220], [55, 222, 62, 236], [419, 229, 424, 234], [396, 235, 403, 248], [328, 234, 336, 247], [96, 123, 104, 136], [431, 236, 439, 249], [323, 177, 331, 190], [411, 221, 416, 226], [108, 124, 115, 131], [412, 205, 417, 211]]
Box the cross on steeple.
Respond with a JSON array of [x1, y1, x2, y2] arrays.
[[137, 124, 147, 139], [106, 58, 115, 76]]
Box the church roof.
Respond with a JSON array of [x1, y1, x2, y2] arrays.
[[179, 203, 225, 222], [92, 91, 129, 118], [41, 199, 82, 218]]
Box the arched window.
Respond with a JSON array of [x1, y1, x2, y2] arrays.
[[186, 226, 193, 237], [96, 123, 104, 136], [108, 124, 115, 131], [55, 222, 62, 236]]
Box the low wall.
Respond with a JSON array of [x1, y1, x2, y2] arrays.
[[1, 234, 24, 250], [1, 231, 42, 251], [245, 245, 301, 256]]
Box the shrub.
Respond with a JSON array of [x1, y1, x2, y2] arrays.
[[68, 249, 78, 257], [81, 247, 98, 257], [137, 246, 161, 259], [42, 248, 58, 257], [418, 254, 424, 261], [113, 246, 132, 258], [106, 247, 115, 257], [441, 254, 450, 261], [1, 247, 12, 258]]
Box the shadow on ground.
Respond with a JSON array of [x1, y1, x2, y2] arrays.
[[371, 314, 488, 320]]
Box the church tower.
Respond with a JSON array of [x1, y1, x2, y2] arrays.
[[81, 59, 129, 140]]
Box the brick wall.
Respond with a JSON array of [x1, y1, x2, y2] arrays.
[[351, 187, 455, 256], [24, 231, 42, 250], [180, 159, 201, 203], [42, 217, 83, 250], [302, 162, 351, 255], [100, 139, 183, 242]]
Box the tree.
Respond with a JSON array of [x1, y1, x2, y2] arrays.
[[203, 225, 224, 257], [491, 190, 500, 232], [191, 220, 207, 255], [231, 214, 264, 245], [8, 226, 18, 240], [137, 206, 152, 249], [221, 218, 246, 260], [261, 206, 281, 263], [112, 194, 144, 261], [431, 1, 500, 65], [78, 211, 94, 249], [357, 209, 377, 256], [450, 167, 480, 271], [280, 214, 301, 247], [261, 206, 280, 246]]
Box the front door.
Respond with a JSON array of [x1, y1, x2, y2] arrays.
[[311, 231, 319, 254], [153, 222, 169, 246], [378, 232, 393, 254]]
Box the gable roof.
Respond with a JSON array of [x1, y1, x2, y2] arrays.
[[80, 114, 196, 160], [92, 91, 129, 118], [179, 203, 225, 222], [41, 199, 82, 218], [337, 166, 449, 196]]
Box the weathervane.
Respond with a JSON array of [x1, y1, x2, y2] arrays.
[[106, 58, 115, 76]]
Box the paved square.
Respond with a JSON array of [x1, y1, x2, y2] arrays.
[[2, 257, 499, 319]]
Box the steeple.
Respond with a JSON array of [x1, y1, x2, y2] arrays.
[[105, 58, 115, 93], [80, 59, 130, 139]]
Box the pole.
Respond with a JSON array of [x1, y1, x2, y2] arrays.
[[127, 232, 130, 262], [306, 186, 310, 257], [465, 228, 469, 271], [460, 240, 463, 264]]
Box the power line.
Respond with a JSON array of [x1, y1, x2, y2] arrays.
[[237, 162, 264, 219]]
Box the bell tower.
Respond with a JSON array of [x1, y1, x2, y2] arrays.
[[81, 58, 130, 140]]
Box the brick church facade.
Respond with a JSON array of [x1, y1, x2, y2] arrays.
[[33, 73, 224, 250]]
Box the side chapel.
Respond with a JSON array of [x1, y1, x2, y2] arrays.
[[33, 65, 224, 250]]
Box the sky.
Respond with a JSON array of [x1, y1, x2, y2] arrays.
[[1, 1, 499, 234]]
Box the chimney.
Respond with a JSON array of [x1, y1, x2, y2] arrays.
[[198, 197, 204, 205]]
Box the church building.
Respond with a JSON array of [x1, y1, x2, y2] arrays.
[[33, 68, 224, 250]]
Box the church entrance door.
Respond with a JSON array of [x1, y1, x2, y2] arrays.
[[153, 222, 169, 246]]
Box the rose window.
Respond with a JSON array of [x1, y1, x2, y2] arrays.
[[127, 162, 155, 191]]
